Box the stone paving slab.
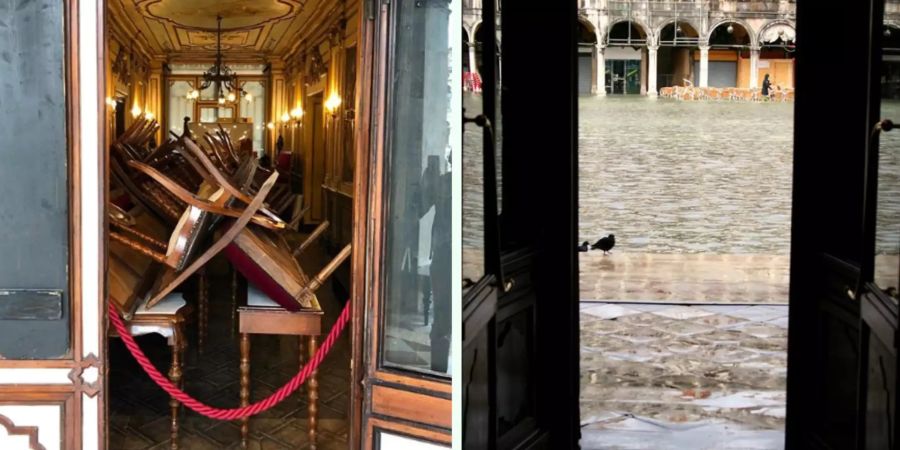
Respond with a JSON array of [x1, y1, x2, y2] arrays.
[[581, 302, 787, 449]]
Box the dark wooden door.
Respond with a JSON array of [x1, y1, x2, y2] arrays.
[[786, 1, 899, 449], [857, 1, 900, 448], [462, 0, 580, 448]]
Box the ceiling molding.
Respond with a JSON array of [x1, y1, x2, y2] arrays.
[[135, 0, 305, 32], [107, 0, 347, 61]]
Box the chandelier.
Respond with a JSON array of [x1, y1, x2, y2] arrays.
[[188, 15, 248, 104]]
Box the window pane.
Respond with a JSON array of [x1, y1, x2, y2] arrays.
[[463, 99, 485, 285], [877, 24, 900, 294], [382, 0, 453, 375], [168, 80, 194, 134], [0, 0, 70, 358], [240, 81, 266, 155]]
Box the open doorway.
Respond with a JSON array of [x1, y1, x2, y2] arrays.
[[577, 10, 796, 449], [103, 2, 356, 448]]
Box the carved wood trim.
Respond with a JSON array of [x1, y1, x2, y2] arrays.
[[0, 414, 46, 450], [68, 353, 102, 398]]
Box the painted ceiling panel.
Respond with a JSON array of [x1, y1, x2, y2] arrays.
[[110, 0, 330, 60]]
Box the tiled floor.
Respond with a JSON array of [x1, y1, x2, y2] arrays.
[[109, 253, 351, 450], [580, 302, 788, 450]]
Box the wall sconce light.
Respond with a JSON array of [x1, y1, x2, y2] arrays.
[[324, 93, 342, 116], [105, 97, 117, 108], [280, 112, 291, 123], [186, 89, 200, 101], [290, 107, 304, 120], [267, 122, 275, 130], [144, 111, 155, 120], [131, 105, 142, 118]]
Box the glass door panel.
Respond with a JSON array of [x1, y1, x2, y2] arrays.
[[381, 0, 453, 376]]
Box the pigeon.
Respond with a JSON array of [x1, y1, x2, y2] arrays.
[[591, 234, 615, 254], [577, 241, 590, 252]]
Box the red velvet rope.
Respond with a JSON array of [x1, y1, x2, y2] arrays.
[[108, 300, 351, 420]]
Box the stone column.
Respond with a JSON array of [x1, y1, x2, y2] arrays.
[[596, 45, 606, 96], [648, 45, 659, 96], [699, 45, 710, 88], [749, 46, 760, 89], [468, 43, 478, 76]]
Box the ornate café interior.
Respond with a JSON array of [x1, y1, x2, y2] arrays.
[[104, 1, 359, 449], [96, 0, 453, 449]]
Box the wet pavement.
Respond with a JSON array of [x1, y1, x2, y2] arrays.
[[580, 252, 789, 303], [580, 302, 787, 450]]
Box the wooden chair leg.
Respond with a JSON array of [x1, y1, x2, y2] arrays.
[[308, 335, 319, 450], [168, 335, 183, 450], [240, 333, 251, 449]]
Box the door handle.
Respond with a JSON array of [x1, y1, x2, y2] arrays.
[[872, 119, 895, 137]]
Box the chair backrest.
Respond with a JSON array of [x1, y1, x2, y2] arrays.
[[108, 204, 167, 318]]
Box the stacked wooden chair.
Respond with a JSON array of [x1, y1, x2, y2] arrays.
[[107, 116, 349, 449]]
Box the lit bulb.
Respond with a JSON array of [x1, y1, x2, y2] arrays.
[[324, 94, 342, 112], [144, 111, 154, 120], [291, 107, 304, 119], [131, 105, 142, 118], [191, 90, 200, 99], [218, 97, 226, 105], [267, 122, 275, 129], [227, 92, 236, 102], [727, 24, 734, 34], [245, 92, 253, 102], [280, 113, 291, 123]]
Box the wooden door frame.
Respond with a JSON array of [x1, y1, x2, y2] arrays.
[[349, 0, 453, 448], [0, 0, 108, 449]]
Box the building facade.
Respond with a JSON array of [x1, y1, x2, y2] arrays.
[[465, 0, 804, 95]]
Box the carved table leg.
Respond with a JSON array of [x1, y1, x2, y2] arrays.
[[298, 337, 306, 402], [169, 331, 183, 450], [308, 335, 319, 450], [199, 269, 208, 354], [231, 269, 238, 337], [240, 333, 251, 449]]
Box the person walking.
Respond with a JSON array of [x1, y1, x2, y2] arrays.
[[762, 73, 772, 99]]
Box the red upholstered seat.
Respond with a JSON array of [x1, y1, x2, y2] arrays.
[[276, 150, 292, 173], [222, 224, 313, 312]]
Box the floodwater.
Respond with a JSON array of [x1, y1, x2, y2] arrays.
[[578, 96, 794, 254], [463, 94, 899, 300]]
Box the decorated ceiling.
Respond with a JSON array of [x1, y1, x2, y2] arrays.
[[109, 0, 337, 61]]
